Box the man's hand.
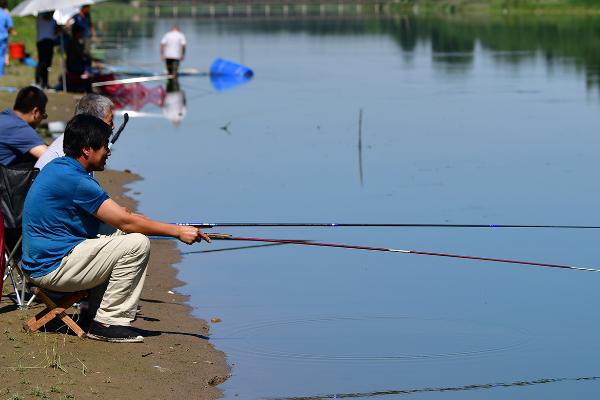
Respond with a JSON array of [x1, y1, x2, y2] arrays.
[[95, 198, 212, 244], [177, 226, 212, 245]]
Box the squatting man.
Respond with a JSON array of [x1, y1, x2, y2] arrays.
[[22, 114, 211, 343]]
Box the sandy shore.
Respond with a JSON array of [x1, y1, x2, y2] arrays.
[[0, 89, 230, 399]]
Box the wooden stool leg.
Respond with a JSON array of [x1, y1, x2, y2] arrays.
[[23, 288, 88, 338]]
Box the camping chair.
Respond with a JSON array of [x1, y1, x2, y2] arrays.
[[0, 209, 5, 299], [0, 164, 38, 307]]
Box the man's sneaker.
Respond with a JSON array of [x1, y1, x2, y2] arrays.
[[86, 321, 144, 343]]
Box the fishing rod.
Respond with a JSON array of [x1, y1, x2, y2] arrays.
[[108, 112, 129, 149], [204, 233, 600, 273], [92, 74, 175, 87], [178, 222, 600, 229]]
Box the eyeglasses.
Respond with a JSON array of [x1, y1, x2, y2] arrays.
[[40, 111, 48, 120]]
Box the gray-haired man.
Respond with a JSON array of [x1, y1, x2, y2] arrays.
[[35, 93, 114, 170]]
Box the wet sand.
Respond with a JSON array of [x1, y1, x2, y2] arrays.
[[0, 87, 230, 398]]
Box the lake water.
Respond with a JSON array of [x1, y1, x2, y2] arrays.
[[101, 14, 600, 399]]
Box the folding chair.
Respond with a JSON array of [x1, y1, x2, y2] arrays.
[[23, 287, 88, 337], [0, 210, 5, 299], [0, 164, 39, 307]]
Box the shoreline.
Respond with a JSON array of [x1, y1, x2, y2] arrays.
[[0, 166, 229, 398]]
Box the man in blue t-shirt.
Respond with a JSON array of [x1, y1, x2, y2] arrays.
[[72, 5, 95, 39], [0, 86, 48, 167], [22, 115, 211, 343]]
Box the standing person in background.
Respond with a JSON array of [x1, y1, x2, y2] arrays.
[[72, 5, 95, 55], [72, 5, 95, 40], [160, 25, 186, 76], [35, 12, 58, 89], [0, 0, 15, 76], [1, 0, 10, 68]]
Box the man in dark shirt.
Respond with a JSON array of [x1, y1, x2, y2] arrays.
[[72, 5, 95, 40], [0, 86, 48, 167]]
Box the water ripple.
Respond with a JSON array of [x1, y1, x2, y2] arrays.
[[266, 375, 600, 399], [217, 315, 531, 362]]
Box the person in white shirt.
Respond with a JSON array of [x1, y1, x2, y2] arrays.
[[160, 25, 186, 76], [35, 94, 113, 170]]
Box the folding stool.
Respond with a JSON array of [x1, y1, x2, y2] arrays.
[[23, 287, 88, 337]]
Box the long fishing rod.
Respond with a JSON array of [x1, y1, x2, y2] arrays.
[[92, 74, 175, 87], [205, 233, 600, 273], [178, 222, 600, 229]]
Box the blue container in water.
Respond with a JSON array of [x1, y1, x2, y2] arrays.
[[210, 73, 252, 92], [210, 58, 254, 78]]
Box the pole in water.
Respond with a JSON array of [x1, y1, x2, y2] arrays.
[[204, 233, 600, 273]]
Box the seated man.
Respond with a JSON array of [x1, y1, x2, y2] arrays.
[[0, 86, 48, 167], [21, 114, 210, 343], [35, 93, 113, 170]]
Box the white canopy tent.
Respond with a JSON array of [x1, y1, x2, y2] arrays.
[[10, 0, 105, 92], [10, 0, 98, 17]]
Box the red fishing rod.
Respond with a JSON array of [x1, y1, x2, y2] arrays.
[[205, 234, 600, 273]]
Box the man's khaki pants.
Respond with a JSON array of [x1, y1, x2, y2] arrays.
[[30, 231, 151, 326]]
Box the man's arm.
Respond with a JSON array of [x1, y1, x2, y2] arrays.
[[29, 144, 48, 159], [95, 198, 211, 244]]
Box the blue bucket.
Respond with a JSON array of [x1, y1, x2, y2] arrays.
[[210, 58, 254, 78], [210, 73, 252, 92]]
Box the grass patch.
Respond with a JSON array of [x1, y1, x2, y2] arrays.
[[30, 386, 46, 398], [49, 386, 62, 394]]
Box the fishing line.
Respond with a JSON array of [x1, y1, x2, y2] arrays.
[[204, 234, 600, 273]]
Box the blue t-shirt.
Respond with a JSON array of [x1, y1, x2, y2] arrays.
[[72, 13, 92, 38], [22, 156, 109, 278], [0, 109, 44, 166], [0, 9, 13, 41]]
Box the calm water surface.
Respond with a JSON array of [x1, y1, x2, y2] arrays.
[[102, 15, 600, 399]]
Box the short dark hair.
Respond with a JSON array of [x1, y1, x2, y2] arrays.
[[13, 86, 48, 114], [63, 114, 111, 158]]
